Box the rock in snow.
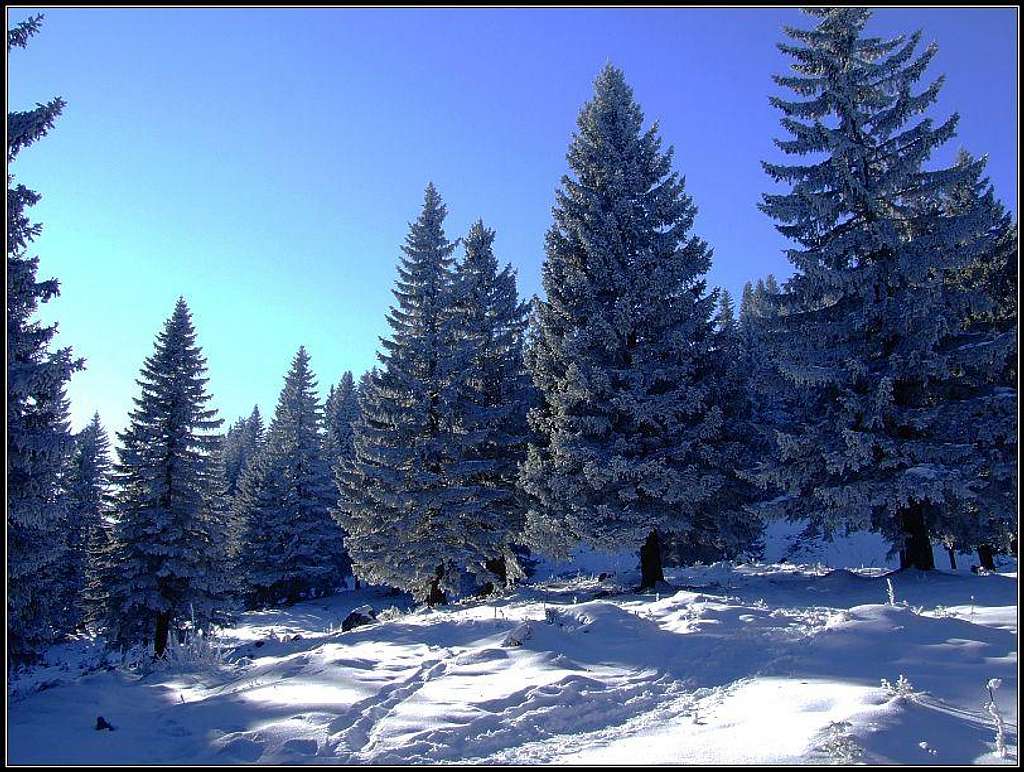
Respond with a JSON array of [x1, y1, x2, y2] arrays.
[[341, 604, 377, 632]]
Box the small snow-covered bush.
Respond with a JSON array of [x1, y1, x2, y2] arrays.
[[814, 721, 863, 764], [151, 607, 229, 673], [376, 606, 405, 623], [880, 674, 917, 701], [120, 642, 152, 673], [157, 626, 227, 673]]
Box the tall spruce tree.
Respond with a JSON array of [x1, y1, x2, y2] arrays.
[[927, 150, 1018, 567], [660, 291, 763, 566], [337, 184, 482, 604], [222, 405, 264, 499], [707, 291, 764, 558], [450, 220, 533, 587], [756, 9, 1014, 570], [217, 405, 265, 593], [737, 274, 791, 497], [7, 14, 84, 663], [324, 371, 360, 470], [60, 413, 112, 631], [235, 347, 348, 606], [520, 65, 729, 589], [100, 299, 229, 656]]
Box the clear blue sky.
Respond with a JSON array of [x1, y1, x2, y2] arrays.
[[8, 7, 1018, 436]]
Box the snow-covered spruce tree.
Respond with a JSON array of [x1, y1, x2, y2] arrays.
[[337, 368, 375, 595], [221, 418, 246, 490], [737, 275, 792, 497], [923, 151, 1018, 568], [712, 293, 766, 560], [661, 291, 764, 566], [450, 220, 533, 588], [357, 368, 375, 399], [82, 515, 118, 634], [717, 288, 736, 328], [234, 347, 348, 606], [59, 413, 112, 631], [101, 299, 230, 656], [324, 371, 360, 470], [756, 8, 1012, 570], [520, 65, 730, 589], [739, 275, 782, 355], [7, 14, 84, 663], [337, 184, 484, 604], [222, 405, 264, 499]]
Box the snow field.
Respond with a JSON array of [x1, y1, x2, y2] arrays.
[[8, 562, 1017, 764]]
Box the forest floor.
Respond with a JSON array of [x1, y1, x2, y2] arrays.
[[8, 556, 1017, 765]]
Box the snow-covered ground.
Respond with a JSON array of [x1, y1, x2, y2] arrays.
[[8, 557, 1017, 765]]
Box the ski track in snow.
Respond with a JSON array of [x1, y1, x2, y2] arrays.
[[7, 562, 1018, 765]]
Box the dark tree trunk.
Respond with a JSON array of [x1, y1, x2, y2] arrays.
[[426, 566, 447, 606], [354, 577, 361, 591], [154, 612, 171, 659], [487, 556, 508, 586], [478, 556, 509, 596], [639, 529, 665, 590], [978, 543, 996, 571], [898, 504, 934, 571], [946, 545, 957, 570]]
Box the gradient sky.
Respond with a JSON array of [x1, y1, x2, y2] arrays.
[[8, 7, 1018, 436]]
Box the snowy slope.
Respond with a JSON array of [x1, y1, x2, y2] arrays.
[[7, 563, 1017, 765]]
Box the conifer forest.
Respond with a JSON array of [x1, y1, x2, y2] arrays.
[[6, 7, 1018, 766]]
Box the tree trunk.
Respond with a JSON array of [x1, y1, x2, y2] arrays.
[[946, 545, 957, 570], [154, 612, 170, 659], [476, 557, 508, 596], [426, 566, 447, 606], [639, 529, 665, 590], [898, 504, 934, 571], [487, 556, 508, 584], [354, 577, 361, 591], [978, 543, 996, 571]]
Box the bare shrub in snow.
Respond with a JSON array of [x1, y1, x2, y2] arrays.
[[986, 678, 1008, 759]]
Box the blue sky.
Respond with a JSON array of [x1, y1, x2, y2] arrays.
[[8, 7, 1018, 435]]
